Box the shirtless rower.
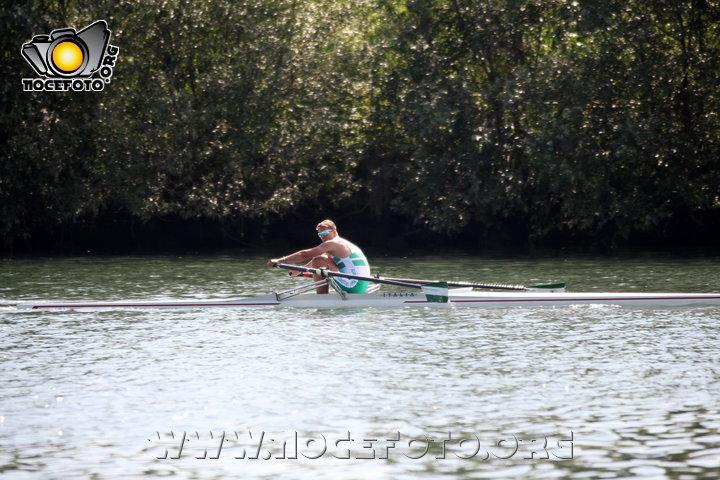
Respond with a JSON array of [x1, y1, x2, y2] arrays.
[[267, 219, 370, 294]]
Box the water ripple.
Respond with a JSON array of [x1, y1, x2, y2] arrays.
[[2, 254, 719, 479]]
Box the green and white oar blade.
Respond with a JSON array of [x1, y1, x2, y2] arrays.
[[422, 281, 449, 303], [525, 283, 566, 292]]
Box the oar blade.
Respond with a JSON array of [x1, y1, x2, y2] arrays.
[[422, 282, 449, 303], [525, 283, 566, 292]]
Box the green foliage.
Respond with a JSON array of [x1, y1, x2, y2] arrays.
[[364, 0, 720, 244], [1, 0, 719, 249]]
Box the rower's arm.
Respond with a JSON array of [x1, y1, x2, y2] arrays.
[[277, 242, 334, 263]]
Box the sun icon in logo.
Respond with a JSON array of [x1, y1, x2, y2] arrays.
[[51, 40, 84, 73]]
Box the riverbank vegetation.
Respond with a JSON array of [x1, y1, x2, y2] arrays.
[[2, 0, 719, 251]]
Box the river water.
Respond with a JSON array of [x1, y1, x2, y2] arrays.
[[1, 252, 719, 479]]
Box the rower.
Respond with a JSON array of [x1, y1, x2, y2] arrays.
[[267, 219, 371, 294]]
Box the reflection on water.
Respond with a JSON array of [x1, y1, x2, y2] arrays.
[[1, 253, 719, 479]]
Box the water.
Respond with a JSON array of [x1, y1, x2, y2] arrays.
[[1, 253, 719, 479]]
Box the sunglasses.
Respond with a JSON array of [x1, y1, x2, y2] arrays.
[[317, 229, 333, 238]]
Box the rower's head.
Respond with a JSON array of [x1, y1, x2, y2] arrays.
[[316, 219, 337, 241]]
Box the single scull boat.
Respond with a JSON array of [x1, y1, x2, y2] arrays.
[[17, 290, 720, 310], [14, 263, 720, 310]]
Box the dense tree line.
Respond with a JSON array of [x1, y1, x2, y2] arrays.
[[2, 0, 719, 251]]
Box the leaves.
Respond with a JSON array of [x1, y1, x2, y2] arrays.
[[1, 0, 719, 248], [365, 0, 720, 245]]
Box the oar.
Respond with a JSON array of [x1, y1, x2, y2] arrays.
[[376, 276, 565, 292], [272, 263, 449, 302]]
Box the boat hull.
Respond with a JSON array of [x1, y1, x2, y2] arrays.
[[17, 291, 720, 310]]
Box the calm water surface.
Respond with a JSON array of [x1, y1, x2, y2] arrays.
[[1, 253, 719, 479]]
